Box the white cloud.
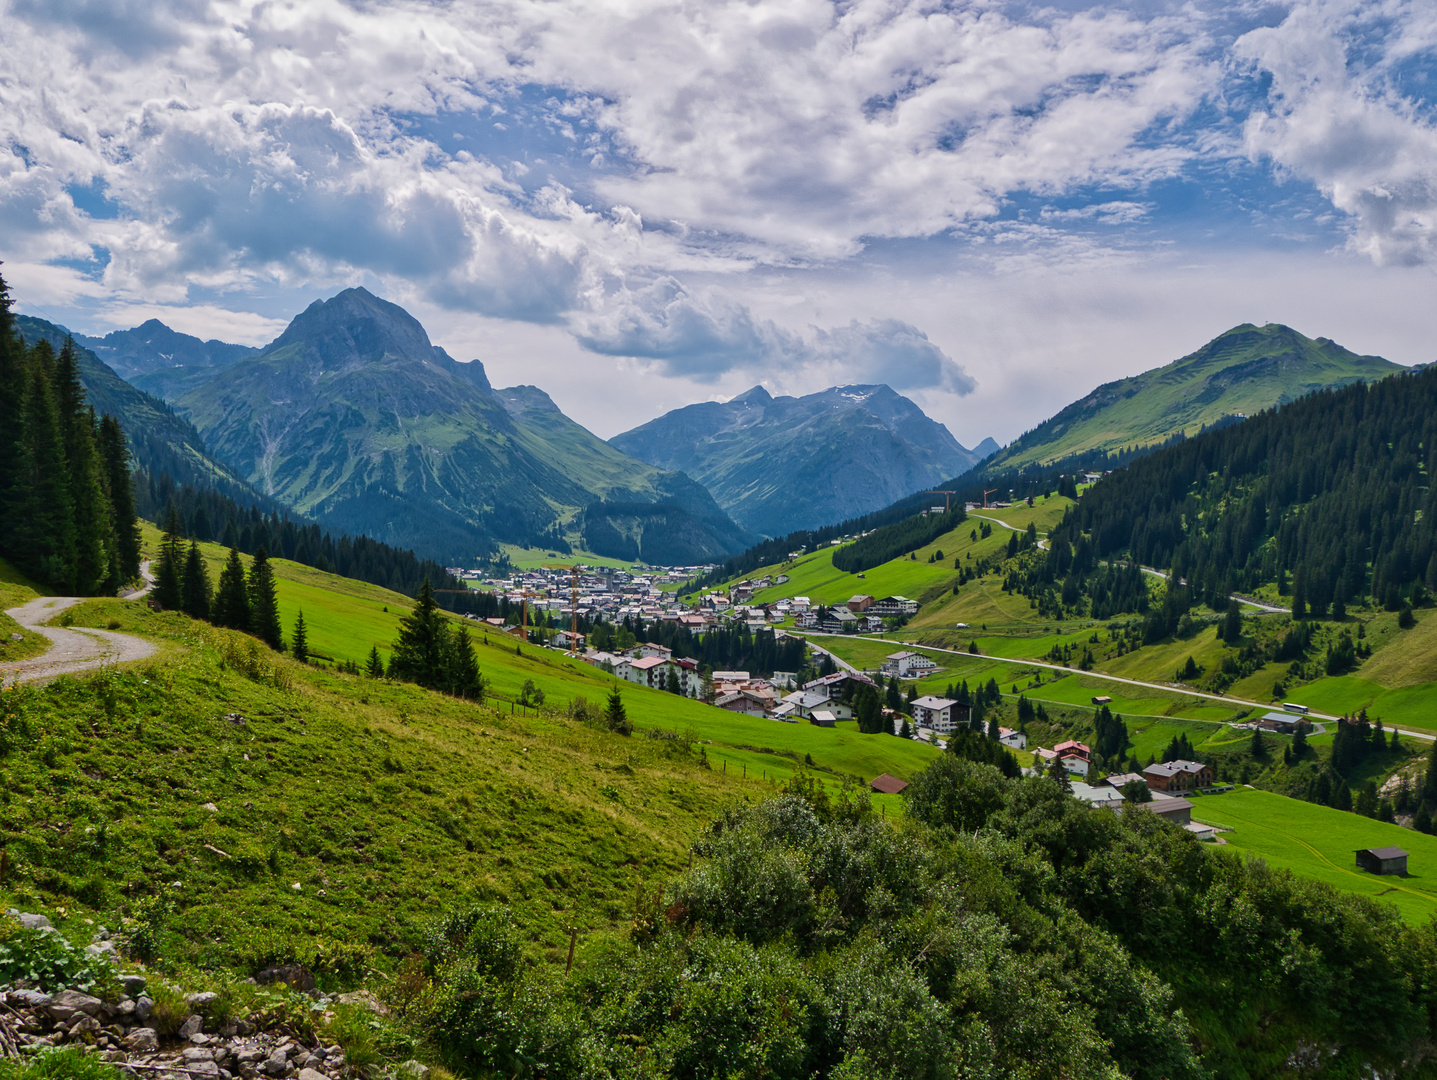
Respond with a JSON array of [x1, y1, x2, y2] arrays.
[[1236, 0, 1437, 266]]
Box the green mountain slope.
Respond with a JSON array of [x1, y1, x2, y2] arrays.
[[611, 385, 993, 537], [15, 315, 264, 503], [985, 323, 1406, 471], [173, 289, 750, 564]]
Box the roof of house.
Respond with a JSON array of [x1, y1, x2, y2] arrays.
[[713, 670, 750, 681], [886, 651, 918, 660], [1148, 798, 1194, 817], [1103, 772, 1147, 789], [785, 691, 830, 709], [827, 609, 858, 621], [849, 594, 874, 603], [870, 774, 909, 794], [1262, 711, 1299, 723], [628, 656, 670, 670], [1054, 740, 1091, 754], [1145, 759, 1209, 777], [1359, 846, 1409, 859], [912, 695, 957, 710]]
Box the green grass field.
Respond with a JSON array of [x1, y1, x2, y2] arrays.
[[1193, 788, 1437, 924], [0, 556, 52, 663]]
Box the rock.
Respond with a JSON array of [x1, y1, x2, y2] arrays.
[[183, 1048, 216, 1063], [134, 995, 154, 1022], [124, 1028, 159, 1052], [300, 1054, 322, 1070], [121, 975, 148, 997], [253, 965, 315, 992], [188, 1062, 222, 1078], [190, 1032, 212, 1046], [327, 1054, 346, 1072], [178, 1014, 204, 1039], [11, 989, 52, 1010], [103, 1050, 128, 1062], [117, 998, 136, 1017], [10, 632, 22, 642], [203, 803, 219, 813], [398, 1061, 431, 1080], [262, 1049, 290, 1077], [334, 990, 388, 1016], [16, 913, 52, 930], [70, 1014, 103, 1038], [297, 1070, 327, 1080], [86, 941, 118, 958], [49, 989, 105, 1022], [186, 992, 220, 1012]]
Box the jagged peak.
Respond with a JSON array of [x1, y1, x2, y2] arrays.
[[729, 385, 773, 406]]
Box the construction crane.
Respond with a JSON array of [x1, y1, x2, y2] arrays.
[[543, 563, 585, 654], [924, 490, 958, 512], [982, 488, 999, 509]]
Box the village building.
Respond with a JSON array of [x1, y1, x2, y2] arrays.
[[820, 608, 860, 633], [847, 594, 875, 612], [911, 695, 966, 734], [998, 727, 1028, 750], [1143, 759, 1214, 792], [870, 774, 909, 795], [809, 709, 839, 728], [1356, 847, 1408, 875], [714, 690, 771, 717], [881, 651, 939, 678], [1035, 746, 1090, 777], [872, 596, 919, 616]]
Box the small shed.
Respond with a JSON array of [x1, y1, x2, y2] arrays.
[[870, 774, 908, 795], [1356, 847, 1408, 876]]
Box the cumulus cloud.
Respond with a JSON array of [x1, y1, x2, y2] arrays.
[[1236, 0, 1437, 266], [574, 278, 975, 393]]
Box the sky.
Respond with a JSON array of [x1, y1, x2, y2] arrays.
[[1, 0, 1435, 446]]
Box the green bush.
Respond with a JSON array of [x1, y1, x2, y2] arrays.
[[0, 918, 114, 993], [0, 1047, 122, 1080]]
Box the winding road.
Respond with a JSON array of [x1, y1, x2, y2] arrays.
[[1, 563, 157, 688]]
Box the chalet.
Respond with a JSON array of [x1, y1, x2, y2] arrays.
[[634, 643, 673, 660], [1091, 696, 1112, 705], [1101, 772, 1147, 791], [713, 670, 750, 684], [783, 690, 852, 721], [873, 596, 919, 616], [1053, 740, 1090, 762], [1356, 847, 1408, 875], [551, 630, 586, 650], [820, 608, 860, 633], [1035, 746, 1090, 777], [998, 727, 1028, 750], [881, 651, 939, 678], [621, 655, 676, 690], [870, 774, 909, 795], [1143, 759, 1213, 792], [809, 710, 838, 728], [795, 612, 820, 629], [859, 614, 886, 633], [803, 671, 876, 701], [847, 595, 875, 612], [1147, 798, 1193, 826], [714, 690, 770, 717], [911, 695, 965, 734]]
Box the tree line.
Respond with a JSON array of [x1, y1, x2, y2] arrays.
[[0, 277, 141, 594]]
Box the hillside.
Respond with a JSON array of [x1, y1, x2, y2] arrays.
[[14, 316, 263, 505], [171, 289, 750, 565], [985, 323, 1405, 471], [611, 384, 994, 537]]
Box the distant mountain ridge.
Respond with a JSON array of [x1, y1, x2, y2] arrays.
[[984, 323, 1406, 473], [75, 320, 259, 403], [610, 384, 992, 537], [167, 288, 751, 564]]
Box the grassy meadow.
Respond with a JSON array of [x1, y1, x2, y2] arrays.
[[1196, 788, 1437, 924], [0, 558, 50, 664]]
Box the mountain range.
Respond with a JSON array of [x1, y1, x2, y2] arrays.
[[159, 288, 752, 564], [610, 384, 996, 537], [982, 322, 1406, 473], [77, 319, 259, 402]]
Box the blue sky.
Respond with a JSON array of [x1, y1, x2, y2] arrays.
[[1, 0, 1435, 444]]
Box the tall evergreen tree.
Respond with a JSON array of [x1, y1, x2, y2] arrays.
[[153, 505, 185, 611], [1222, 598, 1242, 643], [0, 272, 24, 554], [181, 540, 211, 621], [366, 645, 385, 678], [97, 414, 141, 587], [291, 609, 309, 664], [55, 343, 111, 594], [389, 580, 447, 686], [213, 547, 251, 630], [14, 348, 76, 588], [604, 685, 632, 736], [247, 546, 284, 651], [444, 623, 484, 699]]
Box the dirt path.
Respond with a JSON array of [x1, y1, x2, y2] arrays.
[[0, 595, 156, 687]]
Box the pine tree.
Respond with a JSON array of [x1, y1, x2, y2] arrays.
[[444, 623, 484, 699], [389, 580, 447, 686], [181, 540, 211, 621], [97, 414, 141, 586], [291, 609, 309, 664], [153, 506, 185, 612], [1291, 567, 1307, 620], [213, 547, 251, 630], [1222, 598, 1242, 643], [0, 272, 24, 555], [14, 348, 76, 589], [987, 712, 1000, 741], [605, 685, 632, 736], [366, 645, 385, 678], [248, 546, 284, 651], [55, 343, 110, 594]]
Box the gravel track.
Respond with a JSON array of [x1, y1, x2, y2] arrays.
[[0, 594, 156, 688]]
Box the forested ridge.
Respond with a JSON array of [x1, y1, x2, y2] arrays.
[[1034, 364, 1437, 618]]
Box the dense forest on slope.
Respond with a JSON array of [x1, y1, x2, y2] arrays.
[[832, 507, 967, 574], [0, 281, 141, 593], [1039, 364, 1437, 618], [398, 762, 1437, 1079]]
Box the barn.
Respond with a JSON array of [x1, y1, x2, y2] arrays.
[[1355, 846, 1408, 876]]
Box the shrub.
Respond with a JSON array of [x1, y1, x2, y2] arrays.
[[0, 918, 115, 994]]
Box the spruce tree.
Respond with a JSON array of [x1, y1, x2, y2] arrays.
[[0, 272, 24, 555], [389, 580, 447, 687], [291, 609, 309, 664], [444, 623, 484, 699], [1222, 598, 1242, 643], [248, 546, 284, 651], [181, 540, 211, 621], [366, 645, 385, 678], [153, 506, 185, 611], [97, 414, 141, 586], [55, 344, 111, 594], [213, 547, 251, 630], [605, 685, 632, 735], [15, 349, 76, 589]]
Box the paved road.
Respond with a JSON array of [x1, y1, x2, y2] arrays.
[[1, 594, 156, 688]]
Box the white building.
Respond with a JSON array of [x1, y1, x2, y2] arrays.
[[881, 651, 938, 678], [911, 695, 964, 734]]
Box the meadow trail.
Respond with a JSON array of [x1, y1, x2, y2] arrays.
[[0, 594, 156, 687]]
